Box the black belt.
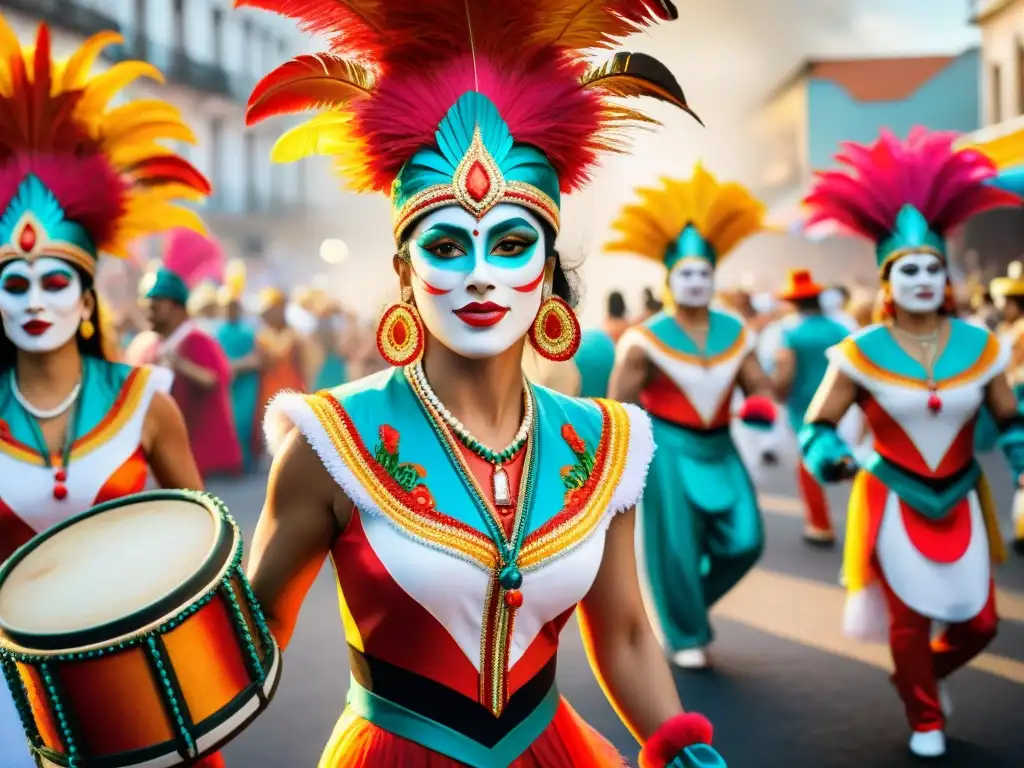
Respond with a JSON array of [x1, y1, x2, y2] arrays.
[[348, 645, 557, 748]]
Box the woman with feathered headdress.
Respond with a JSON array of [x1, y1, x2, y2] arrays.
[[239, 1, 726, 766], [799, 127, 1023, 759], [0, 19, 222, 768], [605, 165, 775, 671], [126, 228, 243, 480]]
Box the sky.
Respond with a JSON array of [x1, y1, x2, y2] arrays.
[[309, 0, 983, 321]]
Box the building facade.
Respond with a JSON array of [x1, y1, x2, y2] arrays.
[[0, 0, 366, 298]]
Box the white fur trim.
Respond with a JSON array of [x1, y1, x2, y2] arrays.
[[147, 365, 174, 394], [605, 403, 655, 521], [842, 583, 889, 643], [263, 390, 385, 523]]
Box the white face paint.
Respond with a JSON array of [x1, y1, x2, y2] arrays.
[[406, 203, 548, 359], [888, 251, 946, 314], [668, 257, 715, 308], [0, 257, 87, 353]]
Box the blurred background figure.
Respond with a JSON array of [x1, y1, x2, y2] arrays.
[[126, 230, 242, 480], [216, 260, 263, 473], [188, 281, 222, 335], [254, 287, 308, 442], [604, 290, 631, 343]]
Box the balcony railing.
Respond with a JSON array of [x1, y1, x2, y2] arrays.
[[0, 0, 120, 37], [102, 30, 232, 99]]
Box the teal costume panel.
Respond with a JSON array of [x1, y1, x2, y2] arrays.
[[781, 314, 849, 433], [0, 356, 131, 444], [574, 328, 616, 398], [216, 320, 260, 471], [315, 352, 349, 391], [642, 418, 763, 650]]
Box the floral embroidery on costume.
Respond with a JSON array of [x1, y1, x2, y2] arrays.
[[560, 424, 596, 511], [374, 425, 435, 511]]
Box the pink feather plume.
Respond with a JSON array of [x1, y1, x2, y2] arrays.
[[804, 127, 1021, 242], [0, 152, 126, 251], [161, 228, 225, 288]]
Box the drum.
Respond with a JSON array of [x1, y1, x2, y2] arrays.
[[0, 490, 281, 767]]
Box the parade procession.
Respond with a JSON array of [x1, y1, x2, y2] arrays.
[[1, 1, 1024, 767]]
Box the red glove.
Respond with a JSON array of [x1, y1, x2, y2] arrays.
[[737, 395, 777, 430], [639, 713, 714, 768]]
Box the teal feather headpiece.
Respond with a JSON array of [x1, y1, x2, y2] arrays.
[[0, 175, 97, 274], [875, 204, 947, 267], [665, 225, 717, 269]]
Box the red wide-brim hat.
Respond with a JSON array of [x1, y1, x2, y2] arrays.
[[778, 268, 825, 301]]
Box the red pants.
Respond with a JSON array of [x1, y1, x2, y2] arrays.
[[879, 577, 998, 731], [797, 463, 832, 533]]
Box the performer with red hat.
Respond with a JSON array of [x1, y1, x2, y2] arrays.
[[771, 268, 851, 546]]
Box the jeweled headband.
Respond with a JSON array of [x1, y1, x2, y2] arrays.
[[0, 20, 209, 276], [238, 0, 702, 245]]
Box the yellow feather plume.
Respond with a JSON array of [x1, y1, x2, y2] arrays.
[[959, 126, 1024, 171], [0, 23, 210, 261], [606, 164, 766, 266], [220, 259, 247, 302]]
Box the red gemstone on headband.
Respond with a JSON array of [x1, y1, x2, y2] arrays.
[[465, 161, 491, 202], [18, 223, 36, 252]]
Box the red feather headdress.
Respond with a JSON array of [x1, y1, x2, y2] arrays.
[[238, 0, 699, 242]]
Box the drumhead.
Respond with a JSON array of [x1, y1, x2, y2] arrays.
[[0, 497, 220, 638]]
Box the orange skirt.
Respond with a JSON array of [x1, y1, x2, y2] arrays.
[[318, 697, 626, 767]]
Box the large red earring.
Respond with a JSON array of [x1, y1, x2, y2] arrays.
[[376, 287, 425, 367], [528, 296, 581, 361], [881, 284, 895, 319]]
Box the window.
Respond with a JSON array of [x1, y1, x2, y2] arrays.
[[992, 63, 1003, 124], [172, 0, 185, 51], [245, 132, 259, 210], [209, 118, 224, 192], [212, 8, 224, 66]]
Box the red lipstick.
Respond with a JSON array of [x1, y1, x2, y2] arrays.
[[22, 320, 52, 336], [453, 302, 509, 327]]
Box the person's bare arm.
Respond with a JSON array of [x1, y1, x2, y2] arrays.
[[804, 365, 857, 425], [578, 509, 684, 743], [987, 373, 1019, 422], [144, 392, 204, 490], [772, 347, 796, 400], [737, 351, 773, 398], [246, 429, 349, 649], [170, 355, 218, 389], [608, 345, 651, 403]]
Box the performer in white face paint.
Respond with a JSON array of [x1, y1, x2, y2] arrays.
[[606, 166, 777, 671], [239, 1, 729, 766], [800, 128, 1023, 759], [0, 19, 215, 768]]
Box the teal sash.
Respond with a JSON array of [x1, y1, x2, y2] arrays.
[[863, 452, 979, 519], [346, 676, 560, 768]]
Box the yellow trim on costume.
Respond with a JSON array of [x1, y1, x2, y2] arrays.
[[634, 324, 749, 368], [976, 472, 1007, 565], [0, 368, 152, 466], [518, 399, 631, 568], [837, 334, 1001, 390], [842, 470, 873, 593], [302, 394, 499, 570], [330, 560, 365, 653]]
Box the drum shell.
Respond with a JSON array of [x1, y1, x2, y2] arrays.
[[0, 491, 280, 768]]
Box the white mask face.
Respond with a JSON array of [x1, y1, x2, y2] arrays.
[[407, 203, 548, 359], [888, 252, 946, 314], [0, 257, 87, 353], [668, 257, 715, 308]]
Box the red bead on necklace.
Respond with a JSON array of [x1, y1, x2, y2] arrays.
[[504, 589, 523, 608], [53, 482, 68, 500], [927, 391, 942, 415]]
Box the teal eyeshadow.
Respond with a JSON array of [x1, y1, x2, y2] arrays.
[[486, 218, 540, 269], [415, 224, 473, 271]]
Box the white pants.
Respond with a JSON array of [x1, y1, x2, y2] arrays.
[[0, 679, 35, 767]]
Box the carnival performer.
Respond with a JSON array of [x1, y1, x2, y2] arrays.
[[240, 1, 726, 766], [0, 20, 221, 768], [217, 259, 262, 472], [606, 166, 776, 670], [127, 230, 243, 479], [771, 268, 851, 546], [255, 286, 307, 417], [799, 128, 1023, 759]]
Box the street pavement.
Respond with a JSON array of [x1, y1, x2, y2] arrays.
[[212, 446, 1024, 768]]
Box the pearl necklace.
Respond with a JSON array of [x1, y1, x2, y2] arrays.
[[11, 371, 82, 419], [410, 362, 533, 506]]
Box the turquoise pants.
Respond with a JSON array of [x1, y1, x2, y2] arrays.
[[641, 418, 764, 651]]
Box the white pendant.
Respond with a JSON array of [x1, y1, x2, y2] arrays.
[[492, 465, 512, 507]]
